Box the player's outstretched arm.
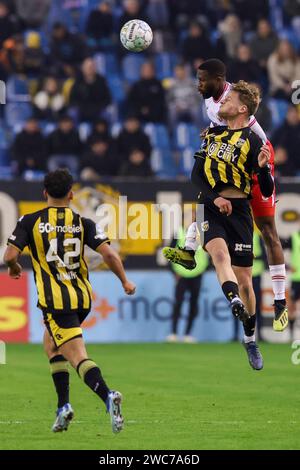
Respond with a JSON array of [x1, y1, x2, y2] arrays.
[[97, 243, 136, 295], [3, 245, 22, 279]]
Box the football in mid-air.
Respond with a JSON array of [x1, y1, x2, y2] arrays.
[[120, 19, 153, 52]]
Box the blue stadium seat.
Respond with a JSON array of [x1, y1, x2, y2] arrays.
[[121, 54, 145, 83], [173, 124, 201, 150], [108, 76, 126, 103], [0, 125, 10, 167], [5, 103, 33, 128], [110, 122, 122, 137], [94, 53, 119, 77], [6, 76, 30, 103], [268, 99, 289, 129], [155, 52, 177, 80], [78, 122, 92, 142], [278, 28, 300, 50], [151, 148, 178, 178], [144, 124, 170, 149], [177, 147, 195, 177]]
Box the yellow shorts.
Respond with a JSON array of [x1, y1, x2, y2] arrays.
[[43, 310, 89, 348]]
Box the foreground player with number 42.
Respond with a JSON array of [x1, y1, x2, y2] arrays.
[[3, 169, 136, 434]]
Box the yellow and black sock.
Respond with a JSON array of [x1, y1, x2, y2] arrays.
[[49, 355, 69, 408], [77, 359, 109, 404], [222, 281, 239, 301]]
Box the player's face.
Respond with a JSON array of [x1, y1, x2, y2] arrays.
[[197, 70, 217, 99], [218, 91, 246, 120]]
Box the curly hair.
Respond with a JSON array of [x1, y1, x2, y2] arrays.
[[231, 80, 260, 116]]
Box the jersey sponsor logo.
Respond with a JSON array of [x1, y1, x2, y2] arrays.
[[234, 243, 252, 252], [56, 271, 78, 282], [38, 222, 81, 234], [208, 142, 238, 163], [9, 234, 16, 241]]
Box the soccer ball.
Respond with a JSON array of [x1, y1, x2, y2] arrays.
[[120, 19, 153, 52]]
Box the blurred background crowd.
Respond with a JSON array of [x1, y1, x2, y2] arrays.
[[0, 0, 300, 180]]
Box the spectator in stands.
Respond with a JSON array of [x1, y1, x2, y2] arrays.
[[227, 44, 263, 84], [49, 23, 88, 77], [267, 39, 300, 100], [85, 1, 114, 51], [0, 1, 18, 48], [218, 14, 242, 58], [252, 85, 272, 135], [272, 105, 300, 176], [33, 76, 66, 121], [127, 61, 167, 123], [0, 35, 26, 75], [80, 138, 118, 180], [284, 0, 300, 22], [167, 64, 200, 127], [249, 19, 278, 71], [168, 0, 207, 35], [230, 0, 269, 31], [86, 118, 112, 146], [24, 31, 45, 77], [119, 149, 153, 178], [70, 57, 111, 123], [116, 115, 152, 162], [14, 0, 51, 28], [118, 0, 148, 31], [12, 117, 47, 176], [182, 22, 213, 66], [47, 115, 82, 176]]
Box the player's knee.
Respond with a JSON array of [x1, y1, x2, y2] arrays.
[[212, 249, 229, 266]]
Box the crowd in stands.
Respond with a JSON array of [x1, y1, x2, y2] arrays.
[[0, 0, 300, 179]]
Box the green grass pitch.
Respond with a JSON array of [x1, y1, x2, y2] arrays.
[[0, 342, 299, 450]]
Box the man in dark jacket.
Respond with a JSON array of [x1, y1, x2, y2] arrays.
[[70, 57, 111, 123], [12, 118, 47, 176], [116, 115, 152, 162], [47, 115, 82, 175], [128, 62, 166, 123]]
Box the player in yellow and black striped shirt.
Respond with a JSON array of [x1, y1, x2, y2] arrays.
[[164, 81, 274, 371], [4, 169, 136, 434]]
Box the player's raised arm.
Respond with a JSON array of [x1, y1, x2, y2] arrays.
[[97, 243, 136, 295]]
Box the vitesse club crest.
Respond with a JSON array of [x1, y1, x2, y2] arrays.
[[201, 221, 209, 232], [236, 138, 246, 148]]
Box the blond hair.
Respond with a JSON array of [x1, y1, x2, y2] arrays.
[[231, 80, 260, 116]]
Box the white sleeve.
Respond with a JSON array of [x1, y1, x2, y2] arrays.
[[249, 117, 267, 144]]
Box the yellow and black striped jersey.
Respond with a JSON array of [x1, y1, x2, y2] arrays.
[[7, 207, 110, 314], [194, 126, 263, 196]]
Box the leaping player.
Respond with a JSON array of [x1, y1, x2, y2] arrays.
[[163, 59, 288, 333]]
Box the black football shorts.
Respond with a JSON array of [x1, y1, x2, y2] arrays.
[[198, 197, 254, 267]]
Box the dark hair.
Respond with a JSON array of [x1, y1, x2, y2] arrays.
[[198, 59, 226, 77], [44, 169, 73, 199]]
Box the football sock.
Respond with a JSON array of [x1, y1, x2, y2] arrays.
[[269, 264, 286, 301], [49, 355, 69, 408], [243, 314, 256, 343], [77, 359, 109, 404], [222, 281, 240, 302]]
